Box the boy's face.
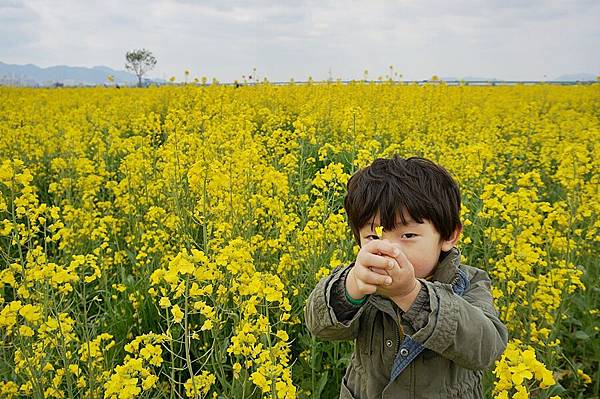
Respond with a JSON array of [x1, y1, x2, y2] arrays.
[[358, 211, 460, 278]]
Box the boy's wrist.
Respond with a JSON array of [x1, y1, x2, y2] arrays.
[[391, 279, 422, 312], [345, 266, 367, 302], [345, 285, 368, 305]]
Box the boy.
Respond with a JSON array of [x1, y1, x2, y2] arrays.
[[304, 156, 508, 398]]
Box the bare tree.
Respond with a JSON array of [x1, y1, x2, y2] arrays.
[[125, 49, 157, 87]]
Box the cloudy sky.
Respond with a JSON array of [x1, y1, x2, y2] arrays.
[[1, 0, 599, 81]]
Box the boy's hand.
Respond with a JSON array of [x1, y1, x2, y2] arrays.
[[346, 239, 403, 300], [373, 243, 422, 311], [346, 239, 422, 311]]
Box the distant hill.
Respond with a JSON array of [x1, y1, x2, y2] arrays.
[[0, 62, 151, 86], [552, 73, 596, 81]]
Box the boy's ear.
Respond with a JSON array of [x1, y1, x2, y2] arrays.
[[441, 225, 463, 252]]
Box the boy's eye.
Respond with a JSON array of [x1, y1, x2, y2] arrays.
[[402, 233, 417, 239], [366, 234, 380, 240]]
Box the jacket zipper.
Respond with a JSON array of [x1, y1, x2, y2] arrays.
[[394, 307, 403, 364]]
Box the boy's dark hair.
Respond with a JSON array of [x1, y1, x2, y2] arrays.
[[344, 156, 462, 245]]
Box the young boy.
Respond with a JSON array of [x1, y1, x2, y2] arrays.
[[304, 156, 508, 398]]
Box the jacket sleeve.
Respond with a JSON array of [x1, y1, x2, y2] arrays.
[[400, 284, 431, 334], [304, 263, 368, 341], [411, 267, 508, 370], [331, 267, 365, 322]]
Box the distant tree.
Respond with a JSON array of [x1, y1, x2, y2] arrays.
[[125, 49, 157, 87]]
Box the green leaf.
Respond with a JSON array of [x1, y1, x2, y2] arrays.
[[545, 382, 567, 395], [574, 330, 589, 340], [314, 370, 329, 398]]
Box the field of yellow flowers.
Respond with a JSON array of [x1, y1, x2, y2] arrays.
[[0, 82, 598, 399]]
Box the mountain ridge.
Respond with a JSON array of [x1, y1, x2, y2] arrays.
[[0, 61, 146, 86]]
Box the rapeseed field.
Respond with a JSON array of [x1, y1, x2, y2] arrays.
[[0, 82, 597, 398]]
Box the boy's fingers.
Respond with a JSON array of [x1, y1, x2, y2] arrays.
[[355, 280, 378, 295], [390, 245, 412, 269], [360, 252, 395, 271], [356, 265, 393, 286], [382, 246, 414, 281], [365, 239, 401, 259], [369, 266, 389, 276]]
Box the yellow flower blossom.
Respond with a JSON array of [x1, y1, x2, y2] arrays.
[[18, 325, 34, 337], [184, 371, 215, 398], [171, 305, 184, 323], [159, 297, 171, 309], [18, 304, 42, 323], [577, 369, 592, 384]]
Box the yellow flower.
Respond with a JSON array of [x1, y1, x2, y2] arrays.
[[512, 385, 529, 399], [233, 362, 242, 379], [142, 375, 158, 390], [68, 364, 81, 376], [250, 369, 270, 393], [201, 319, 213, 331], [171, 305, 184, 323], [184, 371, 215, 398], [159, 297, 171, 309], [18, 325, 34, 337], [511, 363, 533, 385], [577, 369, 592, 384], [276, 330, 289, 341], [18, 304, 42, 323]]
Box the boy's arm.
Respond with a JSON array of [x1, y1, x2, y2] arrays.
[[331, 267, 365, 322], [411, 267, 508, 370], [304, 263, 367, 341]]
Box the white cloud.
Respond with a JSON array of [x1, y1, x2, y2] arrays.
[[1, 0, 598, 81]]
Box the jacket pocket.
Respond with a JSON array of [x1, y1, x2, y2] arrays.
[[340, 356, 361, 399], [339, 379, 358, 399]]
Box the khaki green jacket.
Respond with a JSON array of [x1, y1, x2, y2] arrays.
[[304, 248, 508, 399]]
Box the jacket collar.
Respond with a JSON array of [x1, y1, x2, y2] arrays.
[[430, 247, 462, 285]]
